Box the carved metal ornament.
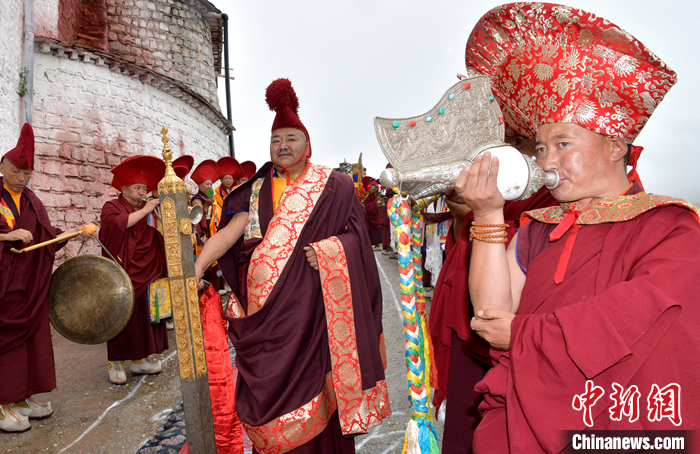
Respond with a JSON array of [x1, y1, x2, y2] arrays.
[[375, 76, 558, 200], [157, 126, 216, 453], [158, 126, 187, 195]]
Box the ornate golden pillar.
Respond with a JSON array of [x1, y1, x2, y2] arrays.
[[158, 127, 217, 453]]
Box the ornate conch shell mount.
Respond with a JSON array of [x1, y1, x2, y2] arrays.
[[375, 76, 558, 200]]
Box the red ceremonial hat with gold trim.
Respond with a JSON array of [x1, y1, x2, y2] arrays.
[[465, 3, 677, 143], [111, 155, 165, 193], [3, 123, 35, 170], [265, 78, 311, 157], [172, 155, 194, 179], [240, 161, 256, 180], [217, 156, 244, 180], [191, 159, 219, 185]]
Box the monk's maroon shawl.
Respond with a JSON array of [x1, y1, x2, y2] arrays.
[[428, 187, 557, 406], [218, 163, 386, 429], [0, 178, 64, 355], [99, 195, 165, 298], [476, 196, 700, 452], [364, 193, 384, 232]]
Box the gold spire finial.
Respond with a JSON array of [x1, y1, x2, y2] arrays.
[[158, 126, 184, 193], [161, 126, 173, 162]]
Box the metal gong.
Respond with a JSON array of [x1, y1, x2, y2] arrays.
[[48, 255, 134, 345]]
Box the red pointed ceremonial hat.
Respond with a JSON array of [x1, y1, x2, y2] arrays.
[[217, 156, 244, 180], [191, 159, 219, 185], [3, 123, 35, 170], [362, 176, 374, 189], [111, 155, 166, 193], [110, 175, 122, 191], [465, 3, 677, 143], [172, 155, 194, 179], [240, 161, 257, 179], [265, 78, 311, 157]]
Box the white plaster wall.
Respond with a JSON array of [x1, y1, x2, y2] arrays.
[[31, 52, 228, 261], [0, 0, 25, 152]]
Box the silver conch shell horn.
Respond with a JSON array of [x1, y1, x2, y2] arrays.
[[375, 76, 558, 201]]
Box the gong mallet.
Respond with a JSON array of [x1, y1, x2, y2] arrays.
[[11, 225, 96, 254]]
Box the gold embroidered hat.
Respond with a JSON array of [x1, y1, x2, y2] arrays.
[[465, 2, 677, 143]]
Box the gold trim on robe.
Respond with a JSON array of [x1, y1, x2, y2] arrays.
[[312, 237, 391, 435], [243, 373, 338, 454], [234, 166, 389, 453], [522, 193, 700, 226], [246, 164, 332, 315]]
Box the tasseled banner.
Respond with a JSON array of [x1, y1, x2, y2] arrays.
[[389, 194, 440, 454]]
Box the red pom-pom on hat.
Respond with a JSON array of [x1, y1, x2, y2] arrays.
[[265, 78, 299, 116], [265, 78, 310, 155], [3, 123, 35, 170]]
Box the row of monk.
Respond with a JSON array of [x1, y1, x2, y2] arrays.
[[3, 2, 700, 453]]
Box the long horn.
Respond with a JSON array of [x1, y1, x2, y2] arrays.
[[11, 229, 85, 254]]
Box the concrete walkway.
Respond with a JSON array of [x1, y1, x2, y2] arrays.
[[1, 250, 443, 453]]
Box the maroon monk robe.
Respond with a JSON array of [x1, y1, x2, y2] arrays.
[[474, 186, 700, 453], [0, 179, 64, 404], [99, 195, 168, 361], [218, 162, 389, 454], [428, 187, 557, 453], [364, 192, 383, 245]]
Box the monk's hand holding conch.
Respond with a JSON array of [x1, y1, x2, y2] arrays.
[[303, 246, 319, 270], [444, 186, 472, 223], [81, 223, 98, 235], [142, 198, 160, 214], [5, 228, 33, 244], [470, 309, 515, 351], [454, 151, 505, 220]]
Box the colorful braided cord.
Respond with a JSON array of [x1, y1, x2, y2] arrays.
[[389, 196, 439, 454]]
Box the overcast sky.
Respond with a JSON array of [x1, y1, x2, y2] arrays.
[[215, 0, 700, 204]]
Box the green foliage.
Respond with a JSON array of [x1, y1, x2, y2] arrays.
[[17, 67, 28, 97]]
